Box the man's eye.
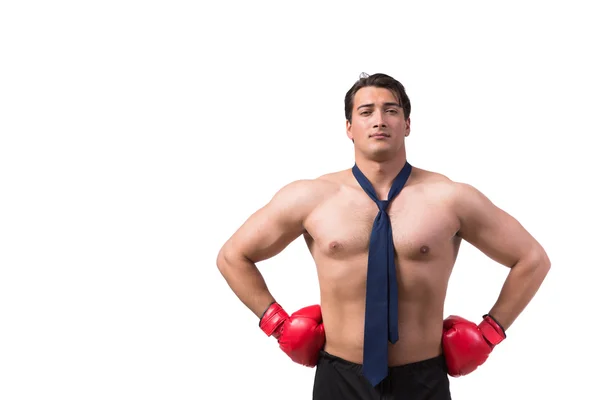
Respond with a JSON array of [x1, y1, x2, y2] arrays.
[[361, 111, 371, 115], [386, 109, 398, 114]]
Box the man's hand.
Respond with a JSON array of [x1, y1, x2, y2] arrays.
[[442, 314, 506, 377], [259, 302, 325, 367]]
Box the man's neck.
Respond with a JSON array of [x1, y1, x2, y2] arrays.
[[353, 153, 409, 199]]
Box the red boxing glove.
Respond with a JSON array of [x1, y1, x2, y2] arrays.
[[442, 314, 506, 377], [259, 302, 325, 367]]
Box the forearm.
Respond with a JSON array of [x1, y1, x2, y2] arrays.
[[217, 249, 275, 319], [488, 250, 551, 331]]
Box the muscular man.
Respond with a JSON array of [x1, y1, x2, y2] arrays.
[[216, 73, 551, 399]]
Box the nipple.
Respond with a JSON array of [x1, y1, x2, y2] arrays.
[[420, 245, 430, 254]]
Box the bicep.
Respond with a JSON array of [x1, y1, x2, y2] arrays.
[[455, 183, 541, 268], [221, 181, 313, 264]]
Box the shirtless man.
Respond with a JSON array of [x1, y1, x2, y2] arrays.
[[216, 73, 551, 399]]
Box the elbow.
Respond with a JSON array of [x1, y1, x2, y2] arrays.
[[216, 242, 251, 276], [216, 243, 231, 275], [217, 242, 231, 274], [532, 245, 551, 278], [541, 252, 551, 275], [542, 250, 551, 270]]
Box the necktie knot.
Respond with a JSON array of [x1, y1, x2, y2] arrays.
[[376, 200, 389, 212]]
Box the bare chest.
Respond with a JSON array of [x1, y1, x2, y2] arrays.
[[304, 189, 459, 261]]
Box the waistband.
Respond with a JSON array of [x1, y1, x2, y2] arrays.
[[318, 350, 446, 374]]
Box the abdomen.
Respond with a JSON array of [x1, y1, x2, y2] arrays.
[[316, 258, 449, 366]]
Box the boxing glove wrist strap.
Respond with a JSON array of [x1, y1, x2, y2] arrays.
[[479, 314, 506, 346], [259, 302, 289, 338]]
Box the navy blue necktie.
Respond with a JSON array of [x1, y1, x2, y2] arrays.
[[352, 162, 412, 387]]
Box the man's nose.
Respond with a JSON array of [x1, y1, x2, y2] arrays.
[[372, 110, 387, 128]]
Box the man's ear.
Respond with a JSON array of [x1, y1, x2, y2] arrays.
[[346, 120, 354, 141], [404, 117, 411, 137]]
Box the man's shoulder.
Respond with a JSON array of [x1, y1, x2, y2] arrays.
[[315, 168, 352, 185], [410, 167, 455, 190], [273, 170, 346, 203], [281, 170, 345, 191], [409, 167, 476, 201]]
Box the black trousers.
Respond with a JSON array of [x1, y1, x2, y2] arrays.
[[313, 351, 452, 400]]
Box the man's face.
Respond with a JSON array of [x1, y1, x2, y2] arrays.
[[346, 86, 410, 160]]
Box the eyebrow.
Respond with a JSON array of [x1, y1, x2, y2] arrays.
[[357, 102, 402, 110]]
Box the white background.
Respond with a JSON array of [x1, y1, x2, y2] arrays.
[[1, 1, 598, 399]]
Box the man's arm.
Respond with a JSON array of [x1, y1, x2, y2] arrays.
[[216, 179, 320, 318], [453, 182, 551, 331]]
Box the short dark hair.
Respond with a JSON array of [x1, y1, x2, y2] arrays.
[[344, 72, 411, 123]]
